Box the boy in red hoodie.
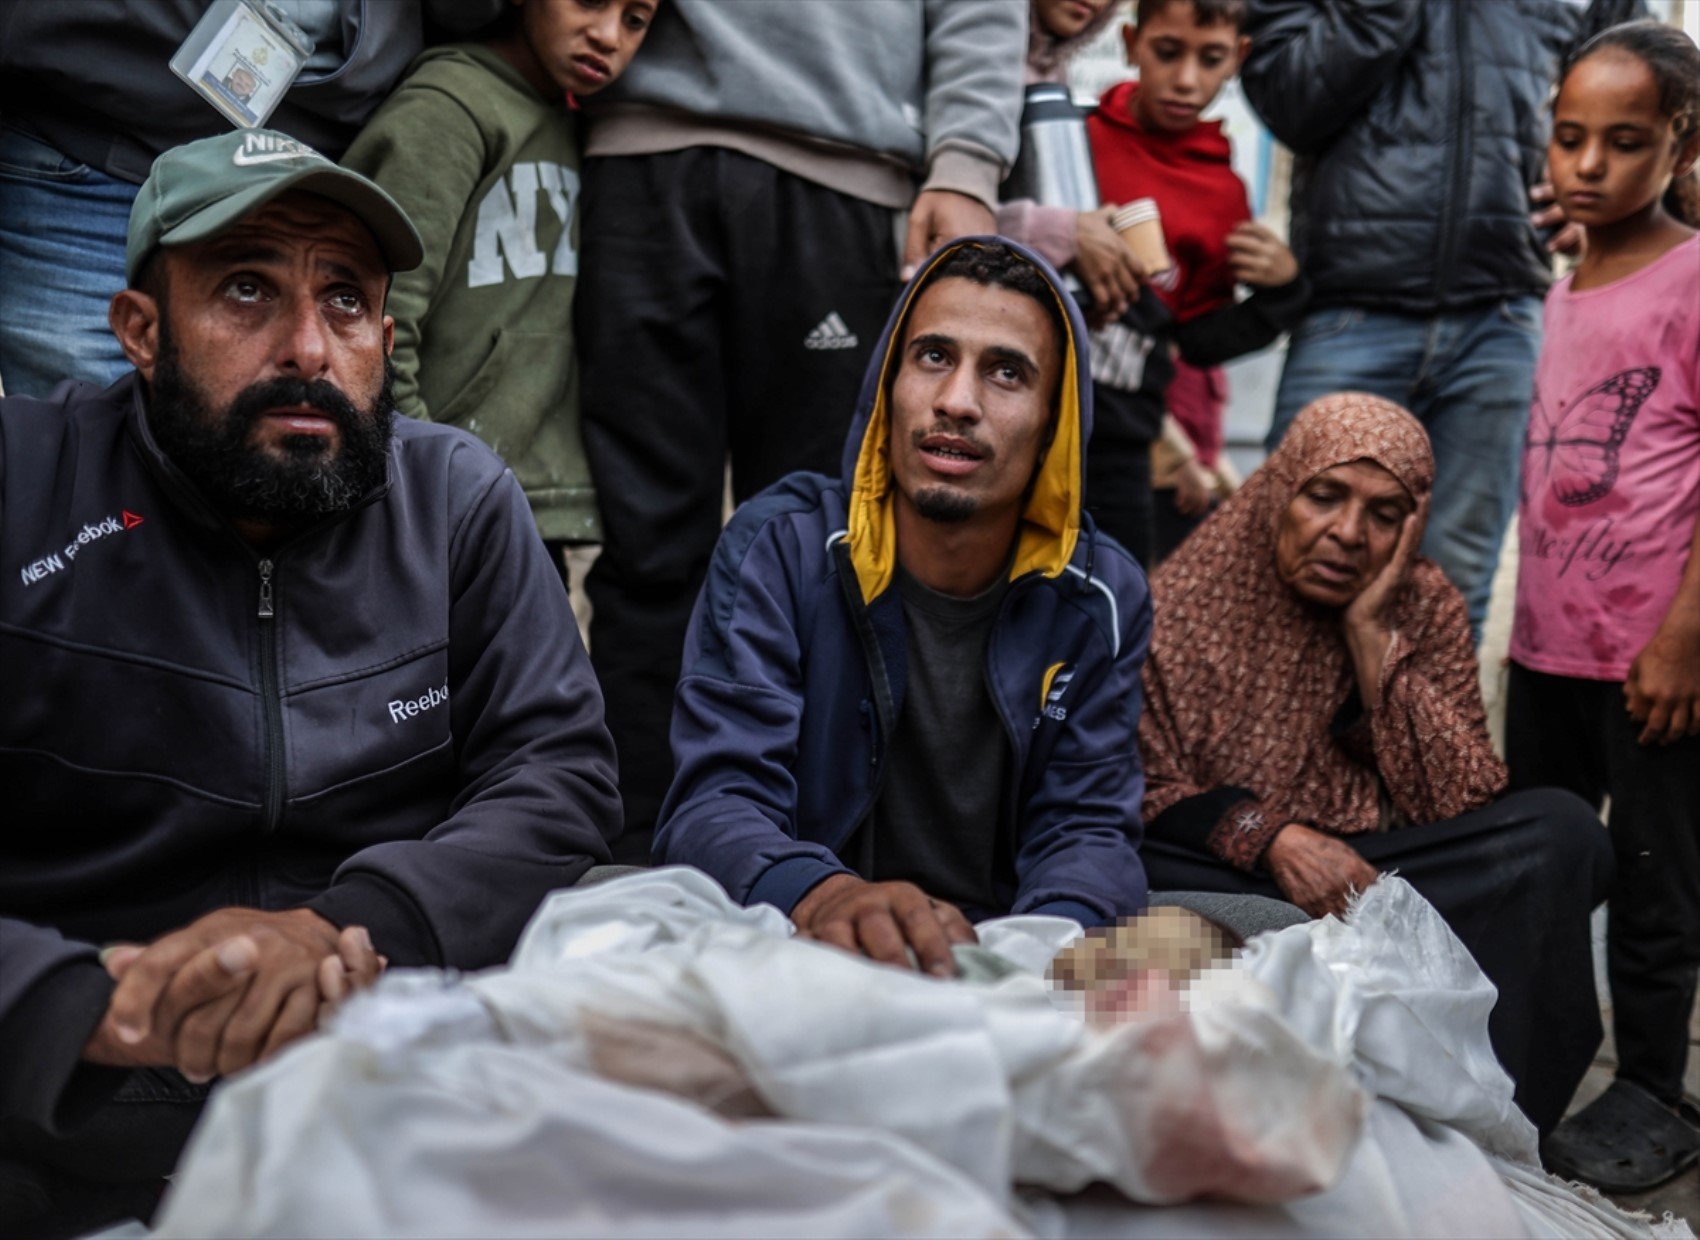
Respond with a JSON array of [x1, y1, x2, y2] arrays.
[[1082, 0, 1307, 563]]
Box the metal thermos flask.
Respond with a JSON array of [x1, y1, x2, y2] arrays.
[[1003, 83, 1100, 212]]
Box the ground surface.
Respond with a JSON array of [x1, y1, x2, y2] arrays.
[[1564, 993, 1700, 1226]]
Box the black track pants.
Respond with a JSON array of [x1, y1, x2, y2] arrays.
[[1506, 661, 1700, 1106], [576, 149, 900, 860]]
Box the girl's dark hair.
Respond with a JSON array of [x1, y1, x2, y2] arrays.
[[1560, 21, 1700, 226]]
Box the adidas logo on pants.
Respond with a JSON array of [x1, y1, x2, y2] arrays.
[[804, 313, 859, 350]]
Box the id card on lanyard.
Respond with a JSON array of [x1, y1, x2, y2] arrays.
[[170, 0, 316, 131]]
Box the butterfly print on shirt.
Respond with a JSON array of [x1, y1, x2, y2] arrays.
[[1523, 367, 1660, 507]]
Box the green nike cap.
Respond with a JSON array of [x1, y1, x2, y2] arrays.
[[125, 129, 423, 285]]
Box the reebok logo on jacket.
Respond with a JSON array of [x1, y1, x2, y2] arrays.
[[19, 510, 143, 585], [389, 683, 450, 723]]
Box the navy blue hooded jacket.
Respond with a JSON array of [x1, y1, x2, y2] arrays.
[[655, 238, 1152, 926]]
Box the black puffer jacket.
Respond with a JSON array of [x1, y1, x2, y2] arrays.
[[1241, 0, 1641, 313]]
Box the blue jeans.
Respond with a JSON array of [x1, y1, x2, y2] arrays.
[[0, 127, 137, 398], [1266, 298, 1542, 635]]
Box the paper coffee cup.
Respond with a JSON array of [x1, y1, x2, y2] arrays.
[[1111, 199, 1173, 280]]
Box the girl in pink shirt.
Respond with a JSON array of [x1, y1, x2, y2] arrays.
[[1507, 22, 1700, 1193]]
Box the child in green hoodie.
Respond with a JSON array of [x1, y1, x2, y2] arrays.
[[343, 0, 657, 556]]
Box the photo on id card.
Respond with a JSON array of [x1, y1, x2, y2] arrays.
[[181, 3, 304, 128]]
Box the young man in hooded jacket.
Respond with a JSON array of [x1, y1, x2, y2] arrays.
[[655, 239, 1152, 970], [575, 1, 1028, 863]]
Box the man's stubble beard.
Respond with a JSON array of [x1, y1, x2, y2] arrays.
[[146, 323, 396, 526], [910, 486, 979, 523], [904, 421, 990, 524]]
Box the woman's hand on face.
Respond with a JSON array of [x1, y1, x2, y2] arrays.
[[1075, 206, 1145, 327], [1262, 824, 1379, 919], [1343, 494, 1428, 636]]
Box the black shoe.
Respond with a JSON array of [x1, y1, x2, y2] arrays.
[[1542, 1078, 1700, 1193]]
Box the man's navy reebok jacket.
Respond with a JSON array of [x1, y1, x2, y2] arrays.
[[0, 373, 619, 1131], [655, 237, 1153, 926]]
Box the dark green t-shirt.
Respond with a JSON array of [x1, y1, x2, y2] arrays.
[[851, 562, 1015, 917]]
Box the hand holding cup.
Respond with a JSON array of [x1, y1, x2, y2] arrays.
[[1075, 205, 1145, 325], [1111, 199, 1174, 283]]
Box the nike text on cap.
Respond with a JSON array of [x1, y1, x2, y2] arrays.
[[125, 129, 424, 285]]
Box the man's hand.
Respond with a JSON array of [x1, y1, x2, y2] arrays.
[[1227, 222, 1299, 288], [1625, 620, 1700, 745], [88, 909, 382, 1081], [83, 935, 258, 1071], [1074, 205, 1145, 326], [791, 874, 977, 977], [1530, 181, 1585, 257], [1263, 824, 1379, 919], [901, 190, 996, 281]]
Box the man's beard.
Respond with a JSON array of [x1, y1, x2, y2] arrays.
[[907, 421, 989, 524], [910, 486, 979, 523], [147, 331, 395, 525]]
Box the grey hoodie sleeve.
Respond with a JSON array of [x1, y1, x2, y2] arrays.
[[917, 0, 1028, 210]]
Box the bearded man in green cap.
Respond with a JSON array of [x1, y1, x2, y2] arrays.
[[0, 130, 620, 1234]]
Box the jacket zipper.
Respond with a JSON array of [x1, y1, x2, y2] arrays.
[[982, 598, 1027, 894], [1433, 11, 1474, 305], [257, 557, 285, 833], [833, 545, 895, 844], [983, 602, 1026, 801]]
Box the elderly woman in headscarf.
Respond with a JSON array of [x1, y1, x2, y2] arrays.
[[1138, 393, 1614, 1136]]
